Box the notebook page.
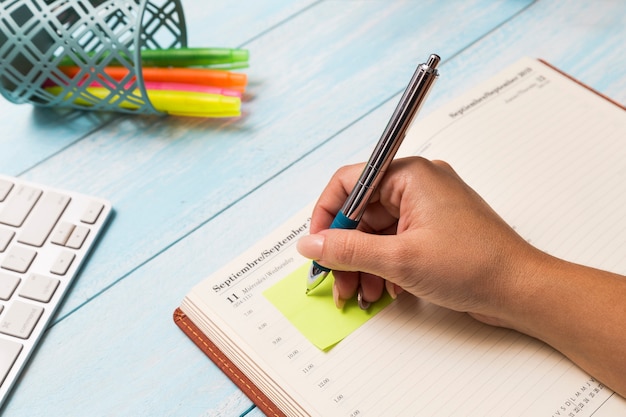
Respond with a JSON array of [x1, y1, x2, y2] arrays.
[[182, 57, 626, 416]]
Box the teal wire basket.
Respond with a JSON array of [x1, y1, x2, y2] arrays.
[[0, 0, 187, 115]]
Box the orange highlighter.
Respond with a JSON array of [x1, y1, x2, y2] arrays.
[[57, 66, 247, 93]]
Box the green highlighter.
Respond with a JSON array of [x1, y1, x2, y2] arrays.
[[140, 47, 249, 69], [59, 47, 249, 69]]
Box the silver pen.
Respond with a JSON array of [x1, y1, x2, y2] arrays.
[[306, 54, 440, 305]]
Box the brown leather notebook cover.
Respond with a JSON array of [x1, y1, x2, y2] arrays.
[[173, 308, 287, 417]]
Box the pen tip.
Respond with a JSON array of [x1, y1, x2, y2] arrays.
[[306, 263, 329, 294]]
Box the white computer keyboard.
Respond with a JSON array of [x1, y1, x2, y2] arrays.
[[0, 174, 111, 406]]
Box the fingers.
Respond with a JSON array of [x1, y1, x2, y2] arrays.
[[331, 270, 386, 309], [300, 156, 439, 309], [358, 272, 386, 307], [309, 164, 363, 234], [331, 270, 358, 309], [310, 156, 432, 234], [298, 228, 398, 277], [297, 228, 406, 308]]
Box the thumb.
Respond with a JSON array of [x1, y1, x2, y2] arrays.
[[297, 229, 401, 279]]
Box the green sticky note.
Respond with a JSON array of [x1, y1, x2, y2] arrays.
[[263, 263, 393, 351]]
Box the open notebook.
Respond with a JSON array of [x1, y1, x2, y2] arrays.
[[174, 57, 626, 417]]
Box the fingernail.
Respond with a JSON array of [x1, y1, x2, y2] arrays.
[[385, 280, 397, 299], [296, 234, 325, 260], [333, 281, 346, 309], [357, 286, 371, 310]]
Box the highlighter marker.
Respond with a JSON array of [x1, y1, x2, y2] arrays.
[[57, 66, 247, 92], [86, 80, 241, 98], [58, 47, 249, 70], [139, 47, 249, 69], [44, 86, 241, 117]]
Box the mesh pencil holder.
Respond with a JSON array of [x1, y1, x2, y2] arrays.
[[0, 0, 187, 115]]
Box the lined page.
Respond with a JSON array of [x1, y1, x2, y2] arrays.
[[183, 58, 626, 416]]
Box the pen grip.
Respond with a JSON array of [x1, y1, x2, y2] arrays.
[[310, 213, 359, 274], [330, 211, 359, 230]]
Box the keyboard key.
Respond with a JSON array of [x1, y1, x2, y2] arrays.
[[18, 192, 70, 247], [0, 273, 20, 301], [0, 228, 15, 252], [1, 246, 37, 273], [81, 201, 104, 224], [50, 251, 75, 276], [19, 274, 60, 303], [0, 300, 43, 339], [66, 225, 90, 249], [0, 338, 22, 386], [0, 179, 13, 202], [50, 222, 75, 246], [0, 185, 42, 227]]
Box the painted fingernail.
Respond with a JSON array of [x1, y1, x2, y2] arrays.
[[357, 286, 370, 310], [296, 234, 324, 260], [333, 281, 346, 309]]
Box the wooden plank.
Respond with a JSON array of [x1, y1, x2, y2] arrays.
[[425, 1, 626, 109], [0, 102, 117, 175]]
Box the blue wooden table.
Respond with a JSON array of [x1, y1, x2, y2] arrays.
[[1, 1, 625, 415]]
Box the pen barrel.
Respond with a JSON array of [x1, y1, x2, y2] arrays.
[[341, 55, 440, 221]]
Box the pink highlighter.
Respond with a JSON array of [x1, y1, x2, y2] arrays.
[[44, 78, 242, 98], [141, 81, 242, 98]]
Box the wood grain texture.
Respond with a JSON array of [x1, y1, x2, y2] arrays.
[[2, 0, 624, 415]]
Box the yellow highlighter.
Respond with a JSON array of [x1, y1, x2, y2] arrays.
[[44, 86, 241, 118]]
